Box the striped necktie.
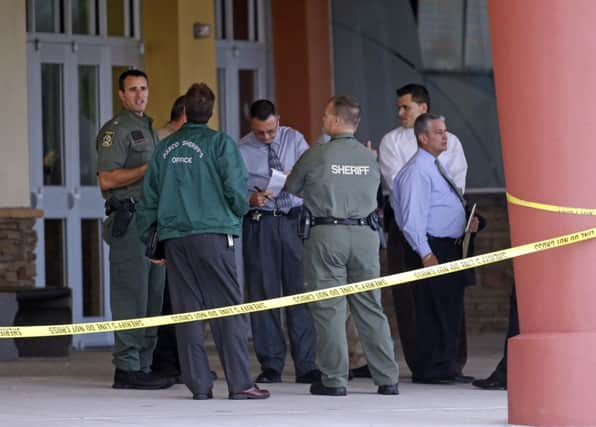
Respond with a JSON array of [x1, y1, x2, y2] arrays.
[[435, 159, 465, 205], [268, 144, 292, 212]]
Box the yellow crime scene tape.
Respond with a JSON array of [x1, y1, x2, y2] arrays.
[[2, 217, 595, 339], [507, 192, 596, 216]]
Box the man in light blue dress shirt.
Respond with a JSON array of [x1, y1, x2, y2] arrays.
[[238, 100, 320, 385], [392, 112, 475, 383]]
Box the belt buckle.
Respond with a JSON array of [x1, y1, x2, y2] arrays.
[[454, 237, 462, 245], [251, 210, 262, 222], [272, 209, 280, 216]]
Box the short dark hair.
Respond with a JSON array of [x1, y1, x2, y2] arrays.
[[396, 83, 431, 111], [184, 83, 215, 124], [118, 69, 148, 91], [328, 95, 361, 127], [250, 99, 276, 121], [170, 95, 186, 121], [414, 112, 444, 143]]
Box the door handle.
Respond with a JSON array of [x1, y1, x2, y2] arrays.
[[30, 187, 43, 209], [68, 188, 80, 209]]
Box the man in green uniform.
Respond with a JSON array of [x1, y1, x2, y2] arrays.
[[285, 95, 399, 396], [96, 69, 170, 390]]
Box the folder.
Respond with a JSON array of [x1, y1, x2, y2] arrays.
[[462, 203, 477, 258]]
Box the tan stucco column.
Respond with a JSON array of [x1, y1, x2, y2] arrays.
[[0, 1, 30, 207], [143, 0, 218, 128], [489, 1, 596, 425]]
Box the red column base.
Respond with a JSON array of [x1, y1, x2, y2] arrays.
[[508, 332, 596, 426]]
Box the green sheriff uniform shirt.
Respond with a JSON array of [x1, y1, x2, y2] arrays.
[[136, 123, 250, 243], [285, 134, 380, 218], [96, 109, 159, 201]]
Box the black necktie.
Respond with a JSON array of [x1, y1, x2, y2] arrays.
[[267, 145, 292, 212], [435, 159, 465, 205]]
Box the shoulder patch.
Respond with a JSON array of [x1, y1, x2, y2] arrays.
[[101, 131, 114, 148]]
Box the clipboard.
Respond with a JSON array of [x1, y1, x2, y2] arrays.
[[462, 203, 477, 258]]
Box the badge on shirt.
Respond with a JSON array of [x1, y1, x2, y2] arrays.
[[130, 130, 146, 145], [101, 131, 114, 148]]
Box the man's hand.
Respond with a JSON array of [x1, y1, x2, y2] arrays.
[[422, 253, 439, 268], [149, 258, 166, 265], [469, 216, 480, 233], [249, 190, 273, 208]]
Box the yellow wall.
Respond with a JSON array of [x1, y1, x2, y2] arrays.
[[0, 1, 30, 207], [143, 0, 218, 129]]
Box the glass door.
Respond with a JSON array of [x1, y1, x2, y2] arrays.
[[215, 0, 272, 142], [28, 41, 105, 348], [27, 0, 143, 348]]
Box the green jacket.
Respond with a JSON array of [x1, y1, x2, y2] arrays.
[[96, 109, 159, 201], [136, 123, 249, 243]]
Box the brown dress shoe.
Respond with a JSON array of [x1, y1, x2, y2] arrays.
[[229, 384, 270, 400]]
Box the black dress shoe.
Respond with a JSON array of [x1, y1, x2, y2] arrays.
[[193, 390, 213, 400], [255, 368, 281, 383], [296, 369, 322, 384], [229, 384, 270, 400], [472, 373, 507, 390], [350, 364, 372, 378], [377, 383, 399, 395], [112, 369, 175, 390], [412, 376, 456, 385], [454, 374, 475, 384], [310, 381, 347, 396]]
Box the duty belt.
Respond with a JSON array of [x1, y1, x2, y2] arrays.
[[312, 217, 369, 226]]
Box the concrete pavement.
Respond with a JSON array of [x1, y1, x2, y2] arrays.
[[0, 334, 514, 426]]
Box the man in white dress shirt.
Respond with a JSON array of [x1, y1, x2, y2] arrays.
[[378, 83, 470, 381]]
